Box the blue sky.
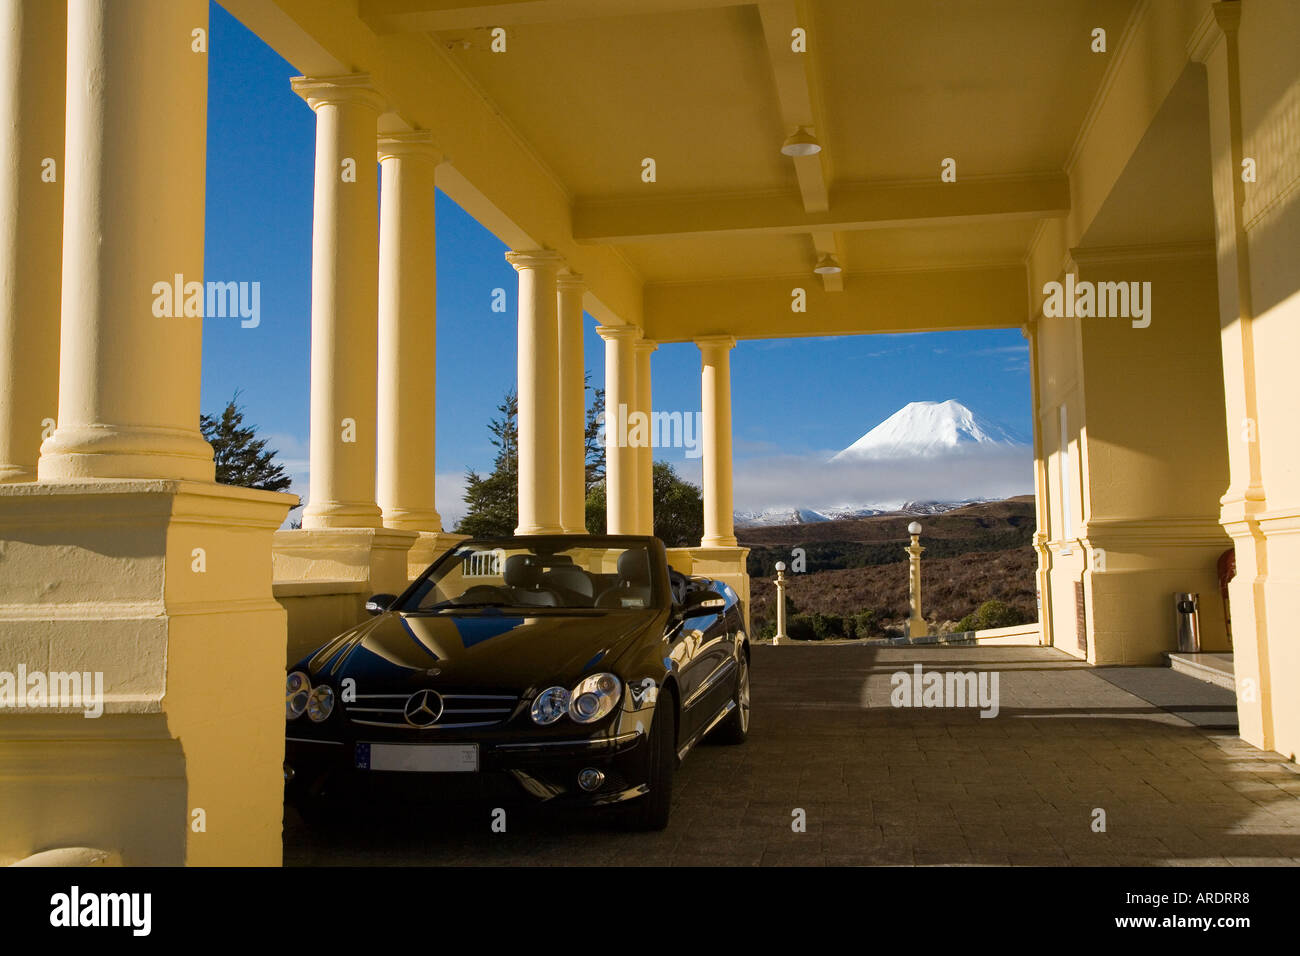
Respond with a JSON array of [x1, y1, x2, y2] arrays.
[[203, 2, 1032, 523]]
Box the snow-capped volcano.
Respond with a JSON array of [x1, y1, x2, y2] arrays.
[[731, 400, 1032, 529], [831, 399, 1026, 461]]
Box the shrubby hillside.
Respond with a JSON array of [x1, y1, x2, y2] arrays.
[[741, 496, 1038, 639]]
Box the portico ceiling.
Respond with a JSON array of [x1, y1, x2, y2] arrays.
[[223, 0, 1214, 339]]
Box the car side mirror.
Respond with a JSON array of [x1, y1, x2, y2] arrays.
[[682, 589, 727, 614], [365, 593, 397, 616]]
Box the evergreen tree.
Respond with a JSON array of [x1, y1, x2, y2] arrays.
[[584, 378, 605, 492], [584, 460, 703, 546], [200, 395, 293, 492], [649, 460, 704, 546], [456, 391, 519, 537], [459, 385, 702, 545]]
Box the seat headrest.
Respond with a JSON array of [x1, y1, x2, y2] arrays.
[[617, 548, 651, 585], [503, 553, 542, 588]]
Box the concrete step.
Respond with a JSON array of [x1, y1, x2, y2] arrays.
[[1167, 652, 1235, 692]]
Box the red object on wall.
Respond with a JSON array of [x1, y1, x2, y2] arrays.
[[1217, 548, 1236, 648]]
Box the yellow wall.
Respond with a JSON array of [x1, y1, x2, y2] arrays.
[[1034, 254, 1232, 665], [1232, 0, 1300, 760]]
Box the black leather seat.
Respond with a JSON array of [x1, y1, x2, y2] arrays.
[[595, 549, 654, 609], [503, 554, 559, 607], [540, 559, 596, 605]]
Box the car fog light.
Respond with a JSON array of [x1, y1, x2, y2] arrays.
[[286, 671, 311, 720], [531, 686, 570, 725], [578, 768, 605, 792], [307, 684, 334, 722]]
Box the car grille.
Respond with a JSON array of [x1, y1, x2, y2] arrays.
[[345, 691, 519, 730]]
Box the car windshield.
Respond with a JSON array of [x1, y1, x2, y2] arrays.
[[400, 540, 663, 612]]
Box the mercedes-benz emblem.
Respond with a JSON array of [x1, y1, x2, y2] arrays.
[[403, 689, 444, 727]]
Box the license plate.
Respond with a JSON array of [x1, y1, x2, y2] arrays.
[[355, 742, 479, 773]]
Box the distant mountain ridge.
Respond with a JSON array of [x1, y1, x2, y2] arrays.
[[735, 499, 990, 528]]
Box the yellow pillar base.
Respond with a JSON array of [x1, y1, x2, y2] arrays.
[[0, 479, 294, 866], [666, 546, 751, 636], [405, 530, 468, 582], [1079, 518, 1230, 666], [272, 526, 421, 664], [272, 526, 419, 596]]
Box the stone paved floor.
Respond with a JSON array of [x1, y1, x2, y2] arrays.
[[284, 644, 1300, 866]]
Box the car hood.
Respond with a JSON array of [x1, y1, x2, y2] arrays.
[[302, 608, 663, 694]]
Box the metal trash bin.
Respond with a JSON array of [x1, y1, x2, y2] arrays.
[[1174, 592, 1201, 653]]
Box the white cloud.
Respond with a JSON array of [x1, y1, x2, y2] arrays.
[[436, 471, 469, 529], [730, 445, 1034, 513]]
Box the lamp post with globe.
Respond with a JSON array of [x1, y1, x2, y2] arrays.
[[773, 561, 788, 644], [906, 521, 926, 638]]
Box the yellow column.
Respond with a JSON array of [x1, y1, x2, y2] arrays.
[[0, 0, 295, 868], [377, 132, 442, 532], [1193, 3, 1271, 749], [39, 0, 213, 482], [697, 336, 737, 547], [557, 273, 588, 533], [0, 0, 64, 483], [635, 337, 657, 535], [597, 325, 639, 535], [1025, 318, 1053, 646], [508, 250, 564, 535], [293, 74, 385, 529]]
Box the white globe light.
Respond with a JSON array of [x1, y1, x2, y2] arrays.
[[780, 127, 821, 157], [908, 521, 922, 535], [775, 561, 786, 572]]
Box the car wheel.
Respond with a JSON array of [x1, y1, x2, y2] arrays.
[[626, 693, 676, 831], [709, 649, 749, 745]]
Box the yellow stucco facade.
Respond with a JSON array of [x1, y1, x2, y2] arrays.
[[0, 0, 1297, 865]]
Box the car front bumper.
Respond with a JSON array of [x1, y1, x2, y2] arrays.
[[285, 722, 653, 809]]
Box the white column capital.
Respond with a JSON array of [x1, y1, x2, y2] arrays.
[[291, 73, 386, 113], [377, 130, 443, 166], [556, 271, 586, 291], [506, 249, 566, 273], [1211, 0, 1241, 35], [595, 324, 642, 343], [1189, 3, 1239, 64], [696, 334, 736, 355], [635, 338, 659, 354]]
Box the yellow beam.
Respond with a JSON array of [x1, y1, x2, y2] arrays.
[[758, 1, 830, 213], [575, 174, 1070, 243], [643, 265, 1026, 342], [220, 0, 644, 326], [359, 0, 748, 32], [1027, 0, 1213, 295]]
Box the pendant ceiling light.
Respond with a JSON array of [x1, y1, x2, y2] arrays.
[[813, 253, 842, 275], [781, 126, 821, 157]]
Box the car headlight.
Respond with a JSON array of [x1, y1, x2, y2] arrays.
[[531, 686, 570, 725], [307, 684, 335, 723], [286, 671, 311, 720], [569, 673, 622, 724]]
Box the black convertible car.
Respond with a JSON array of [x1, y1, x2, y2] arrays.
[[284, 535, 749, 830]]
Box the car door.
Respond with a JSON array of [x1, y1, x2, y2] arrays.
[[676, 587, 736, 740]]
